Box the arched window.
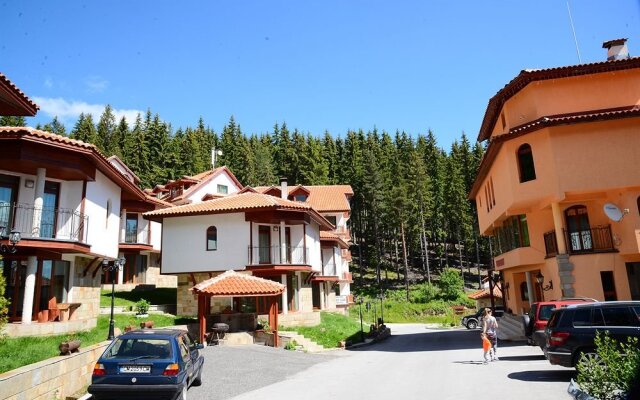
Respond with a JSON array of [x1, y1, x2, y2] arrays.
[[565, 205, 592, 252], [517, 144, 536, 182], [206, 226, 217, 251]]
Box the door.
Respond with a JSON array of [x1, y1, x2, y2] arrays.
[[284, 227, 292, 263], [125, 213, 138, 243], [258, 226, 271, 263], [1, 258, 28, 321], [626, 262, 640, 300], [565, 206, 592, 252], [312, 282, 321, 310], [0, 174, 19, 233], [287, 273, 298, 312], [600, 271, 617, 301], [41, 181, 60, 239]]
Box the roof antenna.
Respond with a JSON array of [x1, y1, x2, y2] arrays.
[[567, 0, 582, 63]]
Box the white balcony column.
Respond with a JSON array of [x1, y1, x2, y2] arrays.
[[21, 256, 38, 324], [281, 274, 288, 314], [551, 202, 567, 254], [120, 208, 127, 243], [525, 271, 536, 305], [279, 221, 286, 263], [117, 264, 124, 285], [319, 282, 325, 310], [31, 168, 46, 238]]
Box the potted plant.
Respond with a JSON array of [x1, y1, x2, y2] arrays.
[[135, 299, 150, 318]]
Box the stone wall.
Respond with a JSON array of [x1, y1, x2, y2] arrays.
[[177, 273, 230, 316], [70, 256, 102, 321], [272, 311, 321, 327], [0, 341, 109, 400], [147, 254, 177, 288]]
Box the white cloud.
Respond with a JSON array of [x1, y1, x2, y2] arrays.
[[84, 76, 109, 93], [33, 97, 143, 125], [44, 78, 53, 89]]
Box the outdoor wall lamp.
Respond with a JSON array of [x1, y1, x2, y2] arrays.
[[103, 256, 127, 340], [272, 226, 279, 232], [535, 272, 553, 291], [0, 226, 21, 253]]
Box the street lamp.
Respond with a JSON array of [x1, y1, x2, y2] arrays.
[[0, 226, 21, 253], [535, 272, 553, 291], [103, 256, 126, 340]]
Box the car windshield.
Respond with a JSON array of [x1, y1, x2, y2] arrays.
[[104, 338, 172, 360], [538, 305, 555, 321]]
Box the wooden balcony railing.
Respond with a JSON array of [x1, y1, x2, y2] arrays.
[[544, 225, 615, 257]]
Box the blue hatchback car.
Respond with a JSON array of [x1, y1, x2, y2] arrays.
[[88, 329, 205, 400]]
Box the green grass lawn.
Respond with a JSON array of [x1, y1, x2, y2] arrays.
[[100, 288, 177, 308], [282, 312, 371, 348], [0, 313, 194, 374], [348, 299, 461, 326]]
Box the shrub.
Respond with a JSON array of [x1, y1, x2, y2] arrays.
[[135, 299, 150, 315], [576, 331, 640, 400], [0, 261, 8, 339], [437, 268, 464, 301], [410, 283, 440, 303]]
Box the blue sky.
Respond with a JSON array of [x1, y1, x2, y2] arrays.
[[1, 1, 639, 148]]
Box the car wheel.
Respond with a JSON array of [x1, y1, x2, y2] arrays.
[[575, 350, 600, 367], [192, 364, 203, 386], [467, 320, 477, 330]]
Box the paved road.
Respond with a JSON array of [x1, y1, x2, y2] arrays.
[[187, 324, 575, 400]]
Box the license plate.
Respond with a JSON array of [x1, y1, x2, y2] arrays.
[[120, 365, 151, 373]]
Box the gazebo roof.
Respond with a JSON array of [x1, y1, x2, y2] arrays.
[[468, 286, 503, 300], [191, 270, 285, 297]]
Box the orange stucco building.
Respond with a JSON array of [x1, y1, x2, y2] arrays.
[[470, 39, 640, 314]]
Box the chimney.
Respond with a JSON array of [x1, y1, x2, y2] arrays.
[[602, 38, 629, 61], [280, 177, 287, 200]]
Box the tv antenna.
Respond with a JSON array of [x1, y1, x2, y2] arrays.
[[567, 0, 582, 63]]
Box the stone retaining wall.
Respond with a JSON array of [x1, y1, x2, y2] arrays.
[[0, 341, 109, 400]]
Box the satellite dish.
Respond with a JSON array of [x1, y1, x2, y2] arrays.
[[604, 203, 628, 222]]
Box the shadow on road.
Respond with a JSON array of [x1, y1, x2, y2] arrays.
[[498, 354, 546, 362], [508, 370, 576, 383], [347, 328, 527, 353]]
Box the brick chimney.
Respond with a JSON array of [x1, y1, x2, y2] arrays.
[[602, 38, 629, 61], [280, 177, 287, 200]]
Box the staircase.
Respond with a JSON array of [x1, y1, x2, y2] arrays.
[[497, 314, 526, 341], [278, 331, 325, 352]]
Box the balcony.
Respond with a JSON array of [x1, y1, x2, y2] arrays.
[[247, 245, 309, 265], [0, 202, 88, 243], [322, 262, 337, 276], [121, 228, 150, 245], [341, 272, 353, 282], [544, 225, 615, 257]]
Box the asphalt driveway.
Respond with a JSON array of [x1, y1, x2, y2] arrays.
[[186, 324, 575, 400]]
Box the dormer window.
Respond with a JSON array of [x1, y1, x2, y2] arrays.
[[217, 184, 228, 194], [517, 144, 536, 183], [294, 194, 307, 202]]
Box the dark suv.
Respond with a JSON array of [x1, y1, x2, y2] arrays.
[[461, 307, 505, 330], [523, 298, 596, 349], [544, 301, 640, 368]]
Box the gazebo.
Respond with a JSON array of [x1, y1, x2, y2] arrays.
[[191, 271, 285, 346]]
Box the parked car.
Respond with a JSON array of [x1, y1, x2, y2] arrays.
[[461, 306, 505, 329], [543, 301, 640, 368], [522, 298, 595, 349], [89, 329, 205, 400]]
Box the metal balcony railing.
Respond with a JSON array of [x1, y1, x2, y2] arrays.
[[0, 202, 88, 243], [247, 245, 309, 265], [122, 227, 150, 245], [544, 225, 615, 257]]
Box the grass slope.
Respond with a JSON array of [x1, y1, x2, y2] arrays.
[[284, 312, 370, 348]]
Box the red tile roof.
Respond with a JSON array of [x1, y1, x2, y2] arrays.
[[467, 287, 503, 300], [320, 231, 350, 248], [254, 185, 353, 212], [0, 73, 39, 116], [192, 270, 284, 297], [144, 191, 333, 228], [477, 57, 640, 142]]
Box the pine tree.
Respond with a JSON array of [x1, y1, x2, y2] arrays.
[[0, 116, 26, 126], [96, 105, 117, 155], [41, 116, 66, 136], [70, 113, 98, 144]]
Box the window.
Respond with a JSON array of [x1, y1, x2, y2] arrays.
[[602, 307, 636, 327], [217, 184, 228, 194], [106, 199, 112, 228], [520, 282, 529, 301], [572, 309, 592, 327], [206, 226, 217, 251], [326, 216, 337, 226], [500, 112, 506, 130], [517, 144, 536, 182], [490, 177, 496, 206], [493, 214, 530, 254], [294, 194, 307, 202], [39, 260, 70, 311], [125, 213, 138, 243]]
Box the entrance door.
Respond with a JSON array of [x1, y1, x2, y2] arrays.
[[600, 271, 618, 301], [312, 282, 321, 310], [287, 273, 298, 311], [565, 206, 592, 252], [1, 259, 27, 321], [0, 174, 19, 233], [41, 181, 60, 239], [626, 262, 640, 300], [258, 226, 271, 264]]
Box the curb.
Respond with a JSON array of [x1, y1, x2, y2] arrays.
[[346, 327, 392, 349]]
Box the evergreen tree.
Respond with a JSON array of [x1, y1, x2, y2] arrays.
[[96, 105, 117, 154], [0, 116, 26, 126], [70, 113, 98, 144], [41, 116, 66, 136]]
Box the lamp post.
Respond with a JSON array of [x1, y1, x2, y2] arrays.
[[103, 256, 126, 340], [0, 226, 21, 253], [535, 272, 553, 292], [377, 291, 385, 325], [357, 297, 364, 342]]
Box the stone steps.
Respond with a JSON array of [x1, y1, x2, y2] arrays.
[[278, 331, 325, 352]]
